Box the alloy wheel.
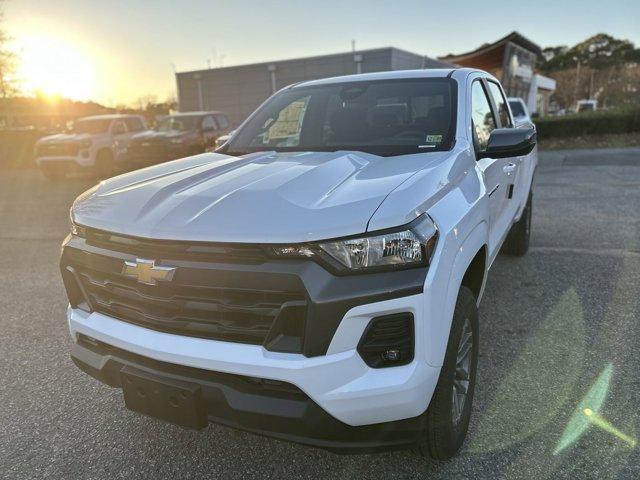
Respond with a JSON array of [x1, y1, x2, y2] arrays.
[[452, 316, 473, 425]]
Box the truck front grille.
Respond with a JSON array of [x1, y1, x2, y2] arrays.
[[62, 233, 307, 351], [37, 143, 80, 157]]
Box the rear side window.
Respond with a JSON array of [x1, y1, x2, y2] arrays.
[[124, 117, 145, 132], [215, 114, 229, 129], [486, 82, 512, 127], [471, 81, 496, 151], [201, 116, 217, 131], [508, 100, 526, 117]]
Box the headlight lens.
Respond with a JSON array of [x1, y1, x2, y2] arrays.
[[320, 230, 423, 269], [79, 139, 92, 149], [170, 138, 184, 145], [273, 214, 438, 273], [69, 214, 86, 237]]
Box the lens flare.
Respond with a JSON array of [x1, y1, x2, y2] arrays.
[[554, 364, 636, 454]]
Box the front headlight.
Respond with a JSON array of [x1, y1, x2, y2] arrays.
[[272, 214, 438, 273], [170, 138, 184, 145], [79, 139, 92, 149], [69, 212, 86, 237]]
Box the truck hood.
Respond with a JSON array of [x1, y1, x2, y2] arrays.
[[38, 133, 93, 144], [131, 130, 185, 142], [72, 150, 449, 243]]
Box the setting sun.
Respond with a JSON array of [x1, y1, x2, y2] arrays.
[[15, 34, 96, 101]]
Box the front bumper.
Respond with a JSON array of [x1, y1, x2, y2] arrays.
[[62, 231, 442, 447], [68, 296, 441, 430], [70, 330, 435, 452], [36, 154, 95, 168]]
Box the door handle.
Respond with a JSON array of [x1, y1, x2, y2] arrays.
[[503, 163, 517, 175]]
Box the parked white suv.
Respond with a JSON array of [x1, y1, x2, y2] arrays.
[[507, 97, 532, 126], [62, 69, 536, 458], [35, 114, 147, 180]]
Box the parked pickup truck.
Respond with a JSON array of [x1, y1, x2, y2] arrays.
[[62, 69, 536, 458], [126, 111, 232, 167], [35, 114, 147, 180]]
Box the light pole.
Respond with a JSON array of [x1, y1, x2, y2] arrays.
[[268, 64, 277, 94], [194, 73, 204, 110]]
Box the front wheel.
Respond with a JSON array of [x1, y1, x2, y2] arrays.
[[502, 191, 532, 256], [416, 286, 479, 459]]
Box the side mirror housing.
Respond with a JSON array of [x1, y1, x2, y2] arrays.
[[479, 126, 536, 159]]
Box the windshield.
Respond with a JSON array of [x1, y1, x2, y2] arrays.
[[508, 100, 526, 117], [156, 115, 200, 132], [227, 78, 456, 157], [73, 119, 111, 134]]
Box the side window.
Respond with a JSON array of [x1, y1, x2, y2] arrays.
[[124, 117, 145, 132], [471, 81, 497, 152], [111, 120, 127, 135], [201, 116, 217, 132], [486, 82, 512, 127], [215, 114, 229, 129]]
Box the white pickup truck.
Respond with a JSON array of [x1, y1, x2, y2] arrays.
[[62, 68, 536, 458], [35, 114, 147, 180]]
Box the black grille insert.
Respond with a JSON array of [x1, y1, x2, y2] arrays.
[[62, 241, 307, 350], [85, 228, 270, 264], [37, 143, 80, 156]]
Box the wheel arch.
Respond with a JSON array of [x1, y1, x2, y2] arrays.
[[460, 245, 488, 305], [425, 220, 488, 367]]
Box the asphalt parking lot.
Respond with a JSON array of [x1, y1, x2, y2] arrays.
[[1, 148, 639, 479]]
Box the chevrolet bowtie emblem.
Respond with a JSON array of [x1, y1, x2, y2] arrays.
[[122, 258, 176, 285]]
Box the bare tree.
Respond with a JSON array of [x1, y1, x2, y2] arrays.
[[0, 0, 16, 99], [136, 94, 158, 111]]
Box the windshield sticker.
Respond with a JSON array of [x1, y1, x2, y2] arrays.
[[425, 134, 443, 143]]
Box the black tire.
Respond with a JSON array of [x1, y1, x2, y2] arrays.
[[40, 165, 67, 181], [416, 286, 479, 459], [502, 191, 532, 256], [94, 149, 115, 179]]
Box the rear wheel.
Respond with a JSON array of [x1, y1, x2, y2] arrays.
[[503, 191, 532, 256], [416, 286, 479, 459], [94, 149, 115, 179]]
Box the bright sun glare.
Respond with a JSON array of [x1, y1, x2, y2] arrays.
[[16, 34, 96, 101]]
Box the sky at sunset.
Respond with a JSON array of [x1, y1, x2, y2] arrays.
[[4, 0, 639, 106]]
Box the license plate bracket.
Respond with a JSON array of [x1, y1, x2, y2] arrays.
[[120, 365, 207, 429]]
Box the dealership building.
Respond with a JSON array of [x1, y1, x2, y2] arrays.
[[440, 31, 556, 116], [175, 48, 452, 125], [175, 32, 556, 125]]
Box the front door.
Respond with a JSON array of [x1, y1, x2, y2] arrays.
[[470, 80, 514, 261]]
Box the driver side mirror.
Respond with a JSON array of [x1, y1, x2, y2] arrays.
[[479, 126, 536, 159]]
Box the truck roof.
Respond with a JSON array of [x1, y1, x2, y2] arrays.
[[78, 114, 143, 121], [170, 111, 226, 117], [292, 68, 484, 88]]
